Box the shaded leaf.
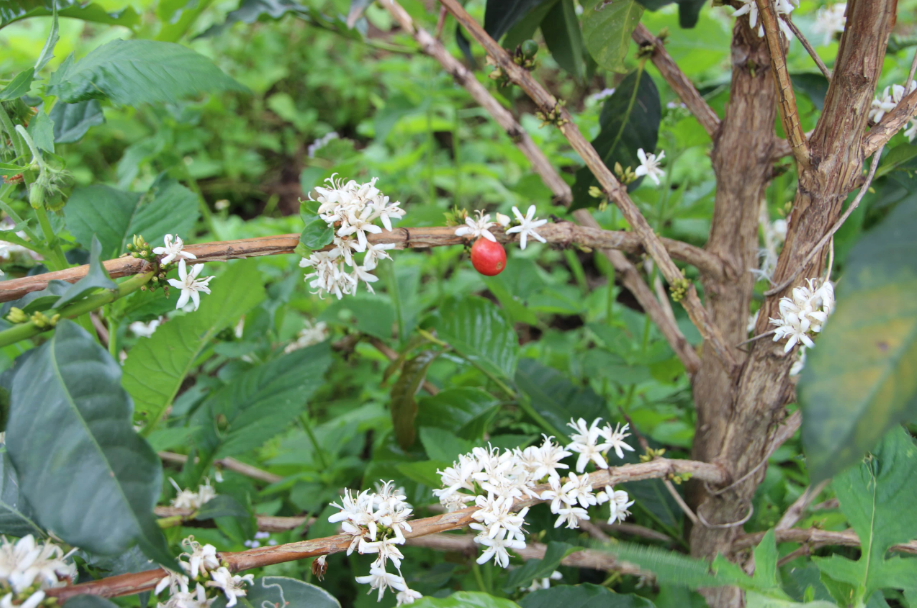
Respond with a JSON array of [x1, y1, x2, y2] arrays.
[[503, 541, 576, 593], [581, 0, 643, 73], [123, 262, 265, 432], [318, 294, 395, 340], [212, 576, 340, 608], [416, 387, 501, 440], [34, 4, 59, 72], [0, 69, 34, 101], [26, 110, 54, 153], [520, 583, 655, 608], [414, 591, 521, 608], [55, 236, 116, 309], [0, 1, 140, 30], [50, 100, 105, 144], [503, 0, 558, 49], [419, 427, 475, 463], [391, 350, 440, 449], [194, 495, 249, 520], [7, 322, 174, 566], [515, 358, 605, 438], [396, 460, 449, 488], [799, 201, 917, 481], [432, 296, 518, 379], [791, 72, 829, 112], [299, 216, 334, 249], [541, 0, 587, 81], [0, 447, 43, 537], [47, 40, 245, 106], [571, 69, 661, 210], [484, 0, 554, 41]]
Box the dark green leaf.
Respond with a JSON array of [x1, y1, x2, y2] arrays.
[[503, 541, 576, 592], [520, 584, 655, 608], [7, 321, 174, 566], [432, 296, 519, 379], [64, 178, 199, 257], [318, 294, 395, 340], [0, 69, 34, 101], [194, 495, 249, 520], [396, 460, 449, 488], [456, 26, 477, 68], [123, 262, 266, 432], [677, 0, 705, 28], [541, 0, 586, 82], [63, 597, 121, 608], [503, 0, 558, 49], [599, 541, 738, 589], [581, 0, 643, 73], [416, 387, 501, 440], [47, 40, 245, 106], [194, 342, 332, 457], [299, 216, 334, 249], [50, 100, 105, 144], [791, 72, 829, 112], [0, 1, 140, 30], [26, 109, 54, 153], [212, 576, 340, 608], [419, 427, 475, 463], [571, 69, 661, 210], [515, 358, 605, 438], [799, 201, 917, 481], [55, 236, 116, 309], [414, 591, 521, 608], [484, 0, 554, 41], [0, 447, 43, 537], [391, 350, 440, 449]]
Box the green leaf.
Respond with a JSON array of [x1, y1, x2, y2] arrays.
[[799, 201, 917, 481], [64, 178, 199, 258], [520, 584, 655, 608], [62, 597, 122, 608], [432, 296, 519, 379], [47, 40, 245, 106], [503, 0, 559, 49], [54, 236, 116, 309], [790, 72, 829, 112], [319, 294, 395, 340], [419, 427, 475, 463], [581, 0, 643, 73], [299, 216, 334, 249], [0, 69, 34, 101], [745, 595, 838, 608], [413, 591, 521, 608], [415, 387, 501, 440], [0, 1, 140, 30], [813, 427, 917, 603], [484, 0, 554, 41], [0, 162, 27, 177], [1, 280, 70, 316], [194, 495, 249, 520], [396, 460, 449, 488], [50, 100, 105, 144], [212, 576, 340, 608], [0, 447, 43, 537], [571, 68, 661, 210], [750, 530, 780, 592], [503, 541, 576, 593], [391, 350, 440, 449], [123, 262, 265, 432], [633, 0, 705, 28], [26, 109, 54, 153], [34, 4, 59, 72], [599, 541, 733, 589], [541, 0, 587, 82], [515, 358, 606, 439], [193, 342, 332, 457], [6, 321, 174, 567]]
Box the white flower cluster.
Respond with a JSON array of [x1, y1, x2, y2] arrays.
[[170, 478, 217, 511], [769, 278, 835, 352], [635, 148, 665, 186], [812, 3, 846, 46], [0, 535, 76, 608], [454, 206, 547, 250], [870, 82, 917, 142], [155, 537, 253, 608], [431, 418, 634, 572], [153, 234, 213, 312], [732, 0, 797, 38], [284, 320, 328, 353], [300, 175, 403, 299], [328, 482, 421, 605], [523, 570, 562, 593]]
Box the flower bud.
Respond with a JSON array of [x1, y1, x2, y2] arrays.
[[521, 40, 539, 59], [28, 184, 44, 209], [6, 308, 28, 324]]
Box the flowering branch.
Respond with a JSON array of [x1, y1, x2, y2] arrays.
[[45, 458, 725, 601], [438, 0, 738, 377], [862, 53, 917, 157]]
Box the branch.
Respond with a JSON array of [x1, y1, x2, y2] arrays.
[[779, 15, 831, 81], [154, 506, 313, 532], [862, 54, 917, 156], [735, 527, 917, 556], [369, 336, 440, 395], [159, 452, 282, 485], [631, 24, 720, 137], [775, 480, 829, 531], [45, 458, 726, 601], [438, 0, 738, 376], [754, 0, 810, 168]]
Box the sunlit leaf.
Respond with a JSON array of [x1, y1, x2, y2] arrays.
[[581, 0, 643, 73]]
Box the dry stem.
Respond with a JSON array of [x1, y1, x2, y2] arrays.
[[159, 452, 282, 484]]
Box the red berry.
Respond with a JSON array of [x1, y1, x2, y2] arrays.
[[470, 238, 507, 276]]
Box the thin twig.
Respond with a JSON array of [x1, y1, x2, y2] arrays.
[[155, 507, 314, 533], [369, 337, 439, 395], [776, 480, 830, 531], [862, 51, 917, 156], [45, 458, 726, 601], [599, 522, 672, 542], [735, 329, 776, 348], [735, 527, 917, 556], [779, 15, 831, 81], [434, 5, 447, 40], [764, 144, 885, 297], [159, 452, 282, 485]]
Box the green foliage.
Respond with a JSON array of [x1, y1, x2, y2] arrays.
[[414, 591, 522, 608], [391, 349, 440, 448], [431, 296, 518, 379], [49, 100, 105, 144], [0, 0, 140, 29], [503, 541, 576, 592], [541, 0, 587, 82], [0, 447, 42, 537], [54, 236, 116, 308], [581, 0, 644, 73], [800, 201, 917, 481], [6, 322, 174, 566], [62, 597, 121, 608], [0, 70, 34, 101], [520, 584, 655, 608], [211, 576, 341, 608], [484, 0, 554, 41], [515, 358, 605, 438]]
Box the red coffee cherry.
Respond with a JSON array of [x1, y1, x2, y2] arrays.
[[470, 238, 507, 276]]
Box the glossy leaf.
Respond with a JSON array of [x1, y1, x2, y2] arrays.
[[419, 426, 475, 463], [212, 576, 340, 608], [520, 584, 655, 608], [0, 1, 140, 29], [0, 69, 34, 101], [194, 495, 249, 520], [0, 447, 43, 537], [391, 350, 440, 449], [299, 216, 334, 249], [64, 177, 199, 257], [799, 201, 917, 481], [541, 0, 586, 81], [432, 296, 518, 379], [503, 541, 575, 592], [6, 322, 174, 566], [123, 262, 265, 432], [47, 40, 245, 106], [814, 427, 917, 603], [515, 358, 606, 438], [581, 0, 643, 73], [319, 294, 396, 340], [415, 387, 501, 440], [484, 0, 554, 41], [503, 0, 559, 49], [571, 68, 661, 210], [54, 236, 116, 309], [50, 100, 105, 144], [414, 591, 521, 608]]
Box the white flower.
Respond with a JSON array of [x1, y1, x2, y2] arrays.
[[167, 259, 213, 312], [169, 479, 217, 510], [363, 242, 396, 270], [560, 473, 598, 509], [601, 423, 635, 460], [554, 505, 589, 529], [396, 588, 423, 606], [495, 212, 511, 227], [790, 346, 806, 376], [769, 278, 834, 353], [206, 567, 253, 608], [360, 538, 405, 569], [633, 149, 666, 186], [524, 571, 562, 593], [350, 264, 379, 294], [354, 567, 407, 602], [454, 210, 497, 242], [0, 535, 76, 593], [153, 234, 197, 266], [129, 319, 161, 338], [284, 320, 328, 353], [1, 591, 45, 608], [470, 495, 528, 541], [338, 205, 383, 251], [475, 532, 525, 568], [155, 570, 190, 597], [506, 205, 548, 250], [433, 454, 481, 506], [598, 485, 635, 524], [567, 417, 612, 472], [812, 3, 846, 45], [733, 0, 797, 37], [905, 119, 917, 143], [158, 582, 213, 608], [180, 538, 220, 580], [870, 82, 917, 123]]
